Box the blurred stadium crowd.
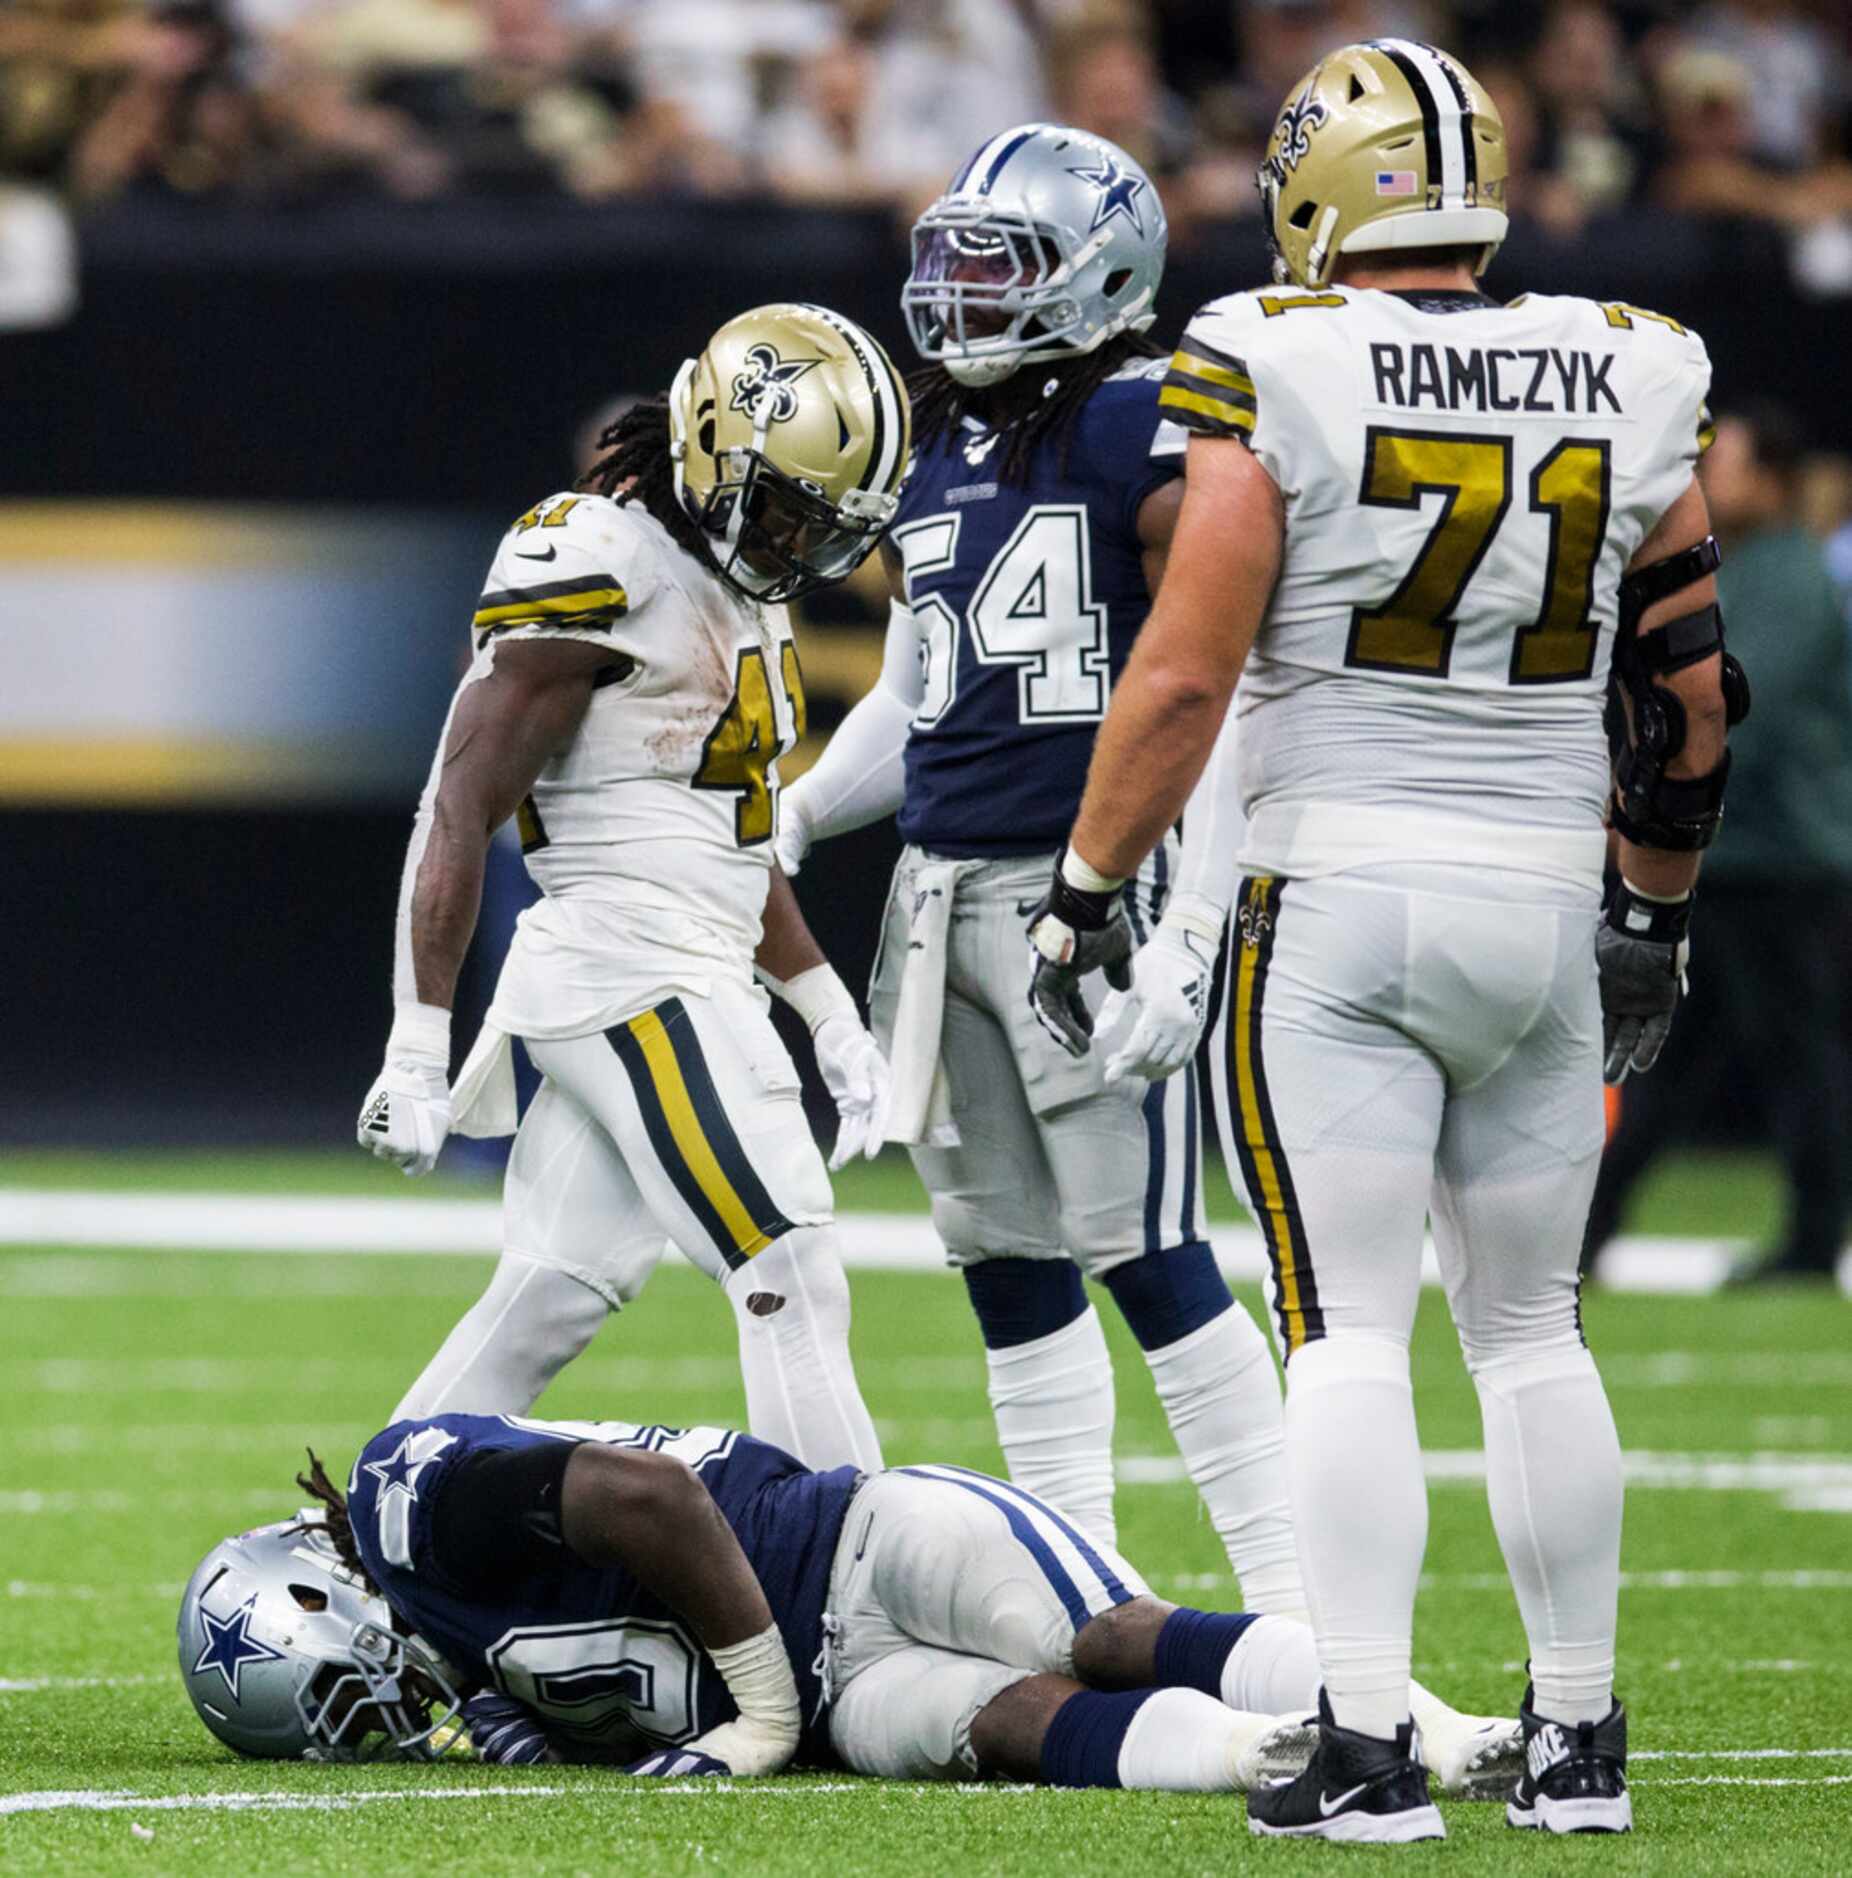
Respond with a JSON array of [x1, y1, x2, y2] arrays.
[[4, 0, 1852, 265]]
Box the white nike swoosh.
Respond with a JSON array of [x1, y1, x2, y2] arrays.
[[1319, 1781, 1371, 1817]]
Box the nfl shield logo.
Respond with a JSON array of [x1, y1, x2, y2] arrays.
[[1375, 171, 1419, 197]]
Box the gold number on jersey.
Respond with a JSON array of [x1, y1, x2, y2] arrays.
[[1510, 441, 1610, 683], [693, 647, 779, 846], [1346, 428, 1615, 684], [512, 496, 582, 533], [514, 794, 549, 854], [1346, 430, 1511, 677], [1600, 303, 1686, 336], [1257, 292, 1348, 317], [780, 640, 808, 743]]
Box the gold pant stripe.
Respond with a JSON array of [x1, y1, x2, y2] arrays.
[[626, 1009, 778, 1260], [1231, 877, 1312, 1355]]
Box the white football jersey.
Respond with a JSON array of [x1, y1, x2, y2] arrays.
[[397, 492, 805, 1037], [1157, 284, 1712, 883]]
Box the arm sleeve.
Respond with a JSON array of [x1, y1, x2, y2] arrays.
[[1164, 705, 1245, 935], [781, 597, 920, 841]]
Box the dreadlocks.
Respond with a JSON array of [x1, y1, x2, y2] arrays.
[[296, 1448, 375, 1593], [906, 332, 1168, 488], [577, 393, 709, 562]]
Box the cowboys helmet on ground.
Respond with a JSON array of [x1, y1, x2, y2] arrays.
[[903, 123, 1167, 388], [1259, 40, 1508, 287], [668, 303, 910, 606], [177, 1519, 465, 1760]]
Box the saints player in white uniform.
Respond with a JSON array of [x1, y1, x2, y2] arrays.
[[1029, 42, 1744, 1842], [356, 304, 912, 1480]]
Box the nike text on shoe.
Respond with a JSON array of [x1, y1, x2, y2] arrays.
[[1505, 1685, 1632, 1834], [1247, 1691, 1445, 1844]]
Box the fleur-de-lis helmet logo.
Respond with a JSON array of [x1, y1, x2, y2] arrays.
[[1274, 85, 1329, 173], [728, 344, 823, 424]]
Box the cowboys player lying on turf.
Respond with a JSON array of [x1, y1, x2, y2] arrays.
[[355, 306, 909, 1478], [775, 121, 1309, 1631], [1027, 39, 1744, 1843], [180, 1413, 1512, 1798]]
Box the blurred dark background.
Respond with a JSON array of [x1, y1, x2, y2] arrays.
[[4, 0, 1851, 1153]]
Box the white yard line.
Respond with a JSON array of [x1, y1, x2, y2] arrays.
[[4, 1191, 1847, 1295]]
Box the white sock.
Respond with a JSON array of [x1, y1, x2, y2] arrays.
[[1221, 1613, 1321, 1715], [984, 1306, 1117, 1549], [1116, 1687, 1246, 1791], [725, 1227, 883, 1474], [1473, 1343, 1623, 1726], [1284, 1334, 1425, 1739], [1144, 1306, 1306, 1621], [390, 1253, 608, 1422]]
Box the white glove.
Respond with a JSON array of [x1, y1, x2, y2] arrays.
[[813, 1009, 890, 1171], [773, 788, 813, 880], [1099, 902, 1222, 1085], [688, 1625, 802, 1777], [357, 1003, 453, 1177]]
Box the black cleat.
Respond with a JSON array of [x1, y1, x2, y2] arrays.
[[1506, 1685, 1633, 1834], [1247, 1690, 1445, 1844]]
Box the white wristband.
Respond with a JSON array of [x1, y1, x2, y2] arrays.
[[1061, 847, 1127, 895], [386, 1002, 452, 1072], [1158, 890, 1226, 947], [1618, 878, 1691, 906], [765, 963, 856, 1035], [708, 1623, 802, 1736]]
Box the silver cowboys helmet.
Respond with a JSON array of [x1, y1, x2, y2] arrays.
[[902, 123, 1167, 388], [177, 1518, 466, 1760]]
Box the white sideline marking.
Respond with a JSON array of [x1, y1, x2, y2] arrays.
[[1634, 1749, 1852, 1761], [1121, 1449, 1852, 1514], [1649, 1775, 1852, 1788], [4, 1191, 1847, 1296], [0, 1675, 156, 1693], [0, 1784, 878, 1816], [1426, 1569, 1852, 1591]]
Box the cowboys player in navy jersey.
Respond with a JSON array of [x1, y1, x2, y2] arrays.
[[178, 1418, 1336, 1792], [774, 123, 1309, 1637]]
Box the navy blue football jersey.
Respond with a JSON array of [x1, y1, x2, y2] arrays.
[[893, 358, 1181, 856], [346, 1414, 858, 1763]]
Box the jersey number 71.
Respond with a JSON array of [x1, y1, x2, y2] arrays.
[[1345, 428, 1611, 685]]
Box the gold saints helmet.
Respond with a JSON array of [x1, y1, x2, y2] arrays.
[[1259, 40, 1507, 288], [669, 303, 911, 605]]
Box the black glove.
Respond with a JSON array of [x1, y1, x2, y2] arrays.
[[1025, 852, 1134, 1059], [1596, 882, 1692, 1084], [462, 1690, 553, 1765], [627, 1747, 733, 1778]]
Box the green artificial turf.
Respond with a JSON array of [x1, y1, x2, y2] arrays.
[[3, 1205, 1850, 1873]]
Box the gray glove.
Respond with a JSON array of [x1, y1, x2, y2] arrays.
[[1026, 855, 1134, 1058], [1596, 882, 1692, 1084]]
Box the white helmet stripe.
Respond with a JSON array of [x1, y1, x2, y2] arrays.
[[1382, 38, 1469, 207], [797, 305, 906, 497]]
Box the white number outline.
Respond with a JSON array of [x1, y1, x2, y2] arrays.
[[891, 513, 962, 728], [967, 505, 1111, 724], [487, 1614, 706, 1749]]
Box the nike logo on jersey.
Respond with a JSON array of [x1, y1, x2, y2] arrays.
[[1369, 343, 1622, 417], [1319, 1781, 1371, 1816], [514, 545, 559, 562]]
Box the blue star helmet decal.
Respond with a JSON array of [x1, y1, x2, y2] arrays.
[[192, 1594, 286, 1702], [1066, 151, 1148, 236], [364, 1432, 429, 1504]]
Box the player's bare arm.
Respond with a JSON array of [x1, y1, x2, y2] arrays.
[[560, 1443, 783, 1652], [755, 863, 828, 986], [1135, 473, 1185, 595], [409, 639, 613, 1009], [1070, 439, 1281, 882]]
